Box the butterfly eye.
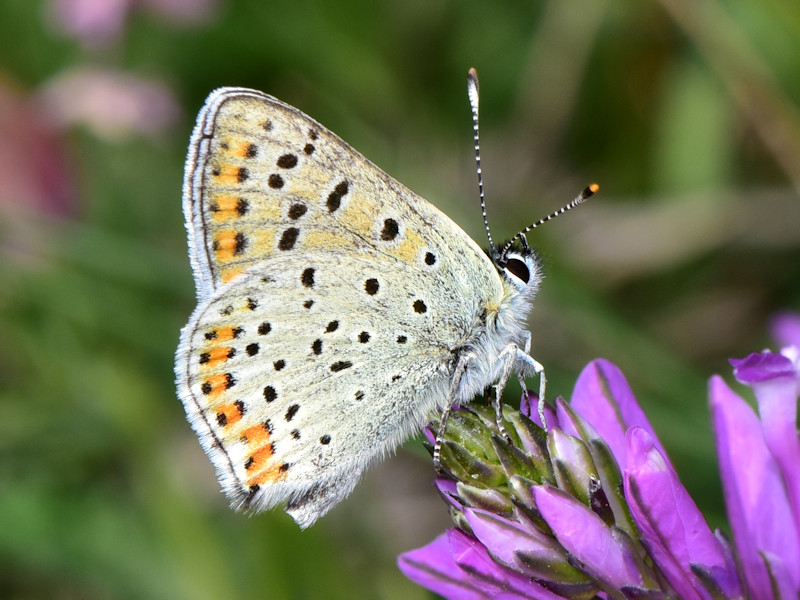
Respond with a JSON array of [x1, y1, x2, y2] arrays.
[[504, 257, 530, 284]]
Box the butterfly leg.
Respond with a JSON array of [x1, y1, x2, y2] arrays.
[[492, 384, 512, 442], [516, 330, 532, 416], [514, 349, 547, 430], [518, 330, 548, 428], [433, 351, 475, 473], [492, 343, 526, 442]]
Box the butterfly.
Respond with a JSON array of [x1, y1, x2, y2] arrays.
[[175, 69, 594, 527]]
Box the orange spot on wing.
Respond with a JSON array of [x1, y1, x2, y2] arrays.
[[232, 140, 255, 158], [213, 165, 244, 185], [247, 462, 287, 486], [215, 327, 239, 341], [219, 138, 255, 158], [203, 373, 232, 399], [203, 346, 234, 368], [212, 195, 243, 222], [242, 424, 271, 446], [221, 267, 245, 283], [214, 230, 239, 261], [245, 444, 274, 473], [217, 402, 243, 426]]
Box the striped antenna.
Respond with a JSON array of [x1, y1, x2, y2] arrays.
[[467, 68, 494, 251], [500, 184, 599, 258]]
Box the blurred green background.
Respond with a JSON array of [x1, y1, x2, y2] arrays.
[[1, 0, 799, 598]]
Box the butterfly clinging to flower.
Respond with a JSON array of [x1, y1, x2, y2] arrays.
[[175, 69, 594, 527]]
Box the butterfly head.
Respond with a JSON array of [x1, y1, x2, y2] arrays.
[[471, 238, 542, 360], [491, 234, 541, 296]]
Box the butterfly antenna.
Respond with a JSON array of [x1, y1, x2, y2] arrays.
[[500, 183, 599, 258], [467, 68, 494, 251]]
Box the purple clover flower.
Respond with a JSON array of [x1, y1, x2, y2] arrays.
[[399, 346, 800, 599]]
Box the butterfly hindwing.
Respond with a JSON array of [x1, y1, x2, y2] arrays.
[[177, 249, 479, 526]]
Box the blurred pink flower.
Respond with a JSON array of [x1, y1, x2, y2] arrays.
[[39, 67, 181, 141], [48, 0, 130, 47], [0, 77, 76, 217], [48, 0, 219, 47]]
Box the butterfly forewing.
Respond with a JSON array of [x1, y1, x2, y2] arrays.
[[183, 89, 499, 298]]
